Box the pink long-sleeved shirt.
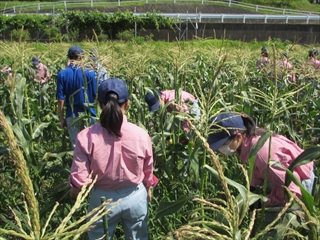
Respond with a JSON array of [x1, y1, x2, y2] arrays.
[[69, 115, 156, 190], [239, 133, 314, 207], [308, 57, 320, 69], [161, 90, 196, 133], [32, 63, 50, 84], [276, 59, 296, 82]]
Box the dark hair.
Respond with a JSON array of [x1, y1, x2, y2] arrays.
[[241, 114, 268, 136], [308, 49, 315, 58], [100, 92, 124, 137], [69, 50, 83, 60]]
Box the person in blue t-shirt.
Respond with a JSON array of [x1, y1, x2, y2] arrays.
[[56, 46, 97, 148]]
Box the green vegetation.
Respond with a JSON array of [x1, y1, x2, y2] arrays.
[[0, 11, 175, 42], [0, 38, 320, 239]]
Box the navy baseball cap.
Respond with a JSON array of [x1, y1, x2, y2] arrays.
[[145, 90, 161, 112], [98, 78, 129, 104], [207, 113, 245, 151], [67, 46, 84, 59], [313, 48, 319, 55], [32, 56, 39, 65]]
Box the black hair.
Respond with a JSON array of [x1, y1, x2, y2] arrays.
[[241, 114, 269, 136], [100, 92, 124, 137], [308, 49, 315, 58], [69, 50, 83, 60]]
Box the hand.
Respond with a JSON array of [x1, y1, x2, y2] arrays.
[[147, 188, 152, 202], [60, 118, 67, 129], [70, 187, 81, 199]]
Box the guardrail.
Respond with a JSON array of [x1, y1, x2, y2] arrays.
[[135, 13, 320, 24], [1, 0, 320, 16]]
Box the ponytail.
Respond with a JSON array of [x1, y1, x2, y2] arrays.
[[100, 92, 123, 137], [241, 114, 268, 136], [308, 49, 314, 58]]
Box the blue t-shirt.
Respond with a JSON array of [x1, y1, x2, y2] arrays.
[[56, 64, 97, 118]]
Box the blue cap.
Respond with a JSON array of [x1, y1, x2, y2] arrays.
[[67, 46, 84, 59], [207, 113, 245, 151], [261, 46, 268, 53], [32, 56, 39, 65], [98, 78, 129, 104], [145, 90, 161, 112], [313, 48, 319, 55]]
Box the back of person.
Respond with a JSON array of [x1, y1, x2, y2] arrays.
[[161, 89, 196, 113], [57, 64, 96, 117], [74, 120, 152, 190]]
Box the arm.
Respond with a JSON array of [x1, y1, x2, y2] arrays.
[[45, 65, 51, 80], [69, 133, 92, 198], [57, 72, 66, 129], [58, 99, 66, 129], [143, 136, 155, 201]]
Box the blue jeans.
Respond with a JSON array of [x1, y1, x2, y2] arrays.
[[66, 117, 83, 149], [87, 182, 148, 240], [190, 99, 201, 119]]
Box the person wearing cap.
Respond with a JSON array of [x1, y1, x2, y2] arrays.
[[145, 89, 200, 134], [275, 52, 296, 82], [307, 48, 320, 69], [89, 48, 110, 85], [56, 46, 97, 148], [30, 56, 50, 84], [69, 78, 158, 240], [256, 46, 270, 70], [207, 112, 315, 207]]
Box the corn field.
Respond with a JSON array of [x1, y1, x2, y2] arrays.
[[0, 38, 320, 239]]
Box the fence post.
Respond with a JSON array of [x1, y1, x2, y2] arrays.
[[64, 1, 67, 12], [53, 6, 55, 15], [134, 7, 137, 38], [13, 6, 16, 13], [201, 0, 204, 4], [282, 9, 285, 15], [256, 5, 258, 12], [228, 0, 231, 7], [146, 0, 148, 4], [118, 0, 120, 7], [38, 3, 40, 11], [91, 0, 93, 7]]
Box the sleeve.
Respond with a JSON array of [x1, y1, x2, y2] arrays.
[[142, 135, 155, 189], [251, 149, 300, 207], [56, 71, 65, 100], [69, 132, 92, 189], [45, 65, 51, 79]]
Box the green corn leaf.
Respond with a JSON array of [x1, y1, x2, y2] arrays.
[[204, 164, 268, 220], [248, 131, 272, 183], [155, 197, 189, 219], [287, 146, 320, 173], [286, 169, 314, 214], [284, 146, 319, 200], [32, 122, 50, 139]]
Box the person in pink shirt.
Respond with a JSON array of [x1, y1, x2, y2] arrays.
[[207, 112, 315, 207], [30, 56, 50, 84], [69, 78, 158, 240], [307, 48, 320, 69], [276, 52, 296, 82], [145, 89, 200, 134], [256, 46, 270, 71]]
